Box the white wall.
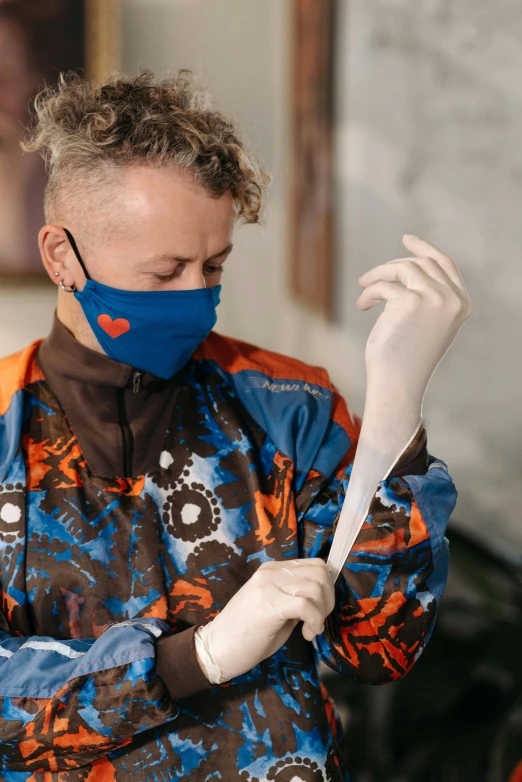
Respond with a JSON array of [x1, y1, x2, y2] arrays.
[[0, 284, 55, 354], [334, 0, 522, 548], [1, 0, 520, 547]]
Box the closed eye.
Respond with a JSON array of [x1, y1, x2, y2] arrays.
[[153, 263, 225, 284], [203, 264, 225, 277], [153, 265, 184, 283]]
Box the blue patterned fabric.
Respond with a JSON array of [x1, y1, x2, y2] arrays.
[[0, 332, 456, 780]]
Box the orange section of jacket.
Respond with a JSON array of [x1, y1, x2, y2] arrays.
[[195, 331, 332, 387], [196, 331, 361, 443], [0, 340, 44, 417]]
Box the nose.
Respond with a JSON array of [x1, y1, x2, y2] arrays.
[[176, 264, 206, 290]]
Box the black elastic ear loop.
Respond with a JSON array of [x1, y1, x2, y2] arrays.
[[63, 228, 92, 281]]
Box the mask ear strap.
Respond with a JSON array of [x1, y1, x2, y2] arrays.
[[63, 228, 92, 281]]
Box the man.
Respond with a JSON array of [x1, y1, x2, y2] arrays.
[[0, 72, 470, 781]]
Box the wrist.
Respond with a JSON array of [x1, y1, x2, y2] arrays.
[[365, 368, 426, 417], [194, 623, 229, 685], [362, 400, 421, 446], [364, 378, 421, 432], [194, 627, 211, 681]]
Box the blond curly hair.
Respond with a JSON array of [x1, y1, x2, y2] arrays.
[[23, 70, 271, 229]]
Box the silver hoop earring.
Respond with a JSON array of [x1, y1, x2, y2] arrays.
[[59, 280, 77, 293]]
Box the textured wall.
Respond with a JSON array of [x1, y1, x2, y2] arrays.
[[335, 0, 522, 546]]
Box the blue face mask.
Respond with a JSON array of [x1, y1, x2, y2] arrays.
[[64, 229, 221, 380]]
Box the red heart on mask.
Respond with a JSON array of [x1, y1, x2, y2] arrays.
[[97, 314, 131, 338]]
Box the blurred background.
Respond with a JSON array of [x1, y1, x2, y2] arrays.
[[0, 1, 521, 780]]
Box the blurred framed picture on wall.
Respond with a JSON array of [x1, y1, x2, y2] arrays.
[[0, 0, 120, 279], [290, 0, 335, 318]]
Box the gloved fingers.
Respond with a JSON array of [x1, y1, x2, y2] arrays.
[[301, 622, 323, 643], [358, 257, 441, 294], [383, 256, 467, 304], [383, 255, 453, 285], [277, 577, 332, 619], [358, 262, 469, 322], [299, 570, 335, 614], [275, 565, 335, 613], [260, 557, 325, 570], [280, 567, 335, 613], [402, 234, 468, 292], [279, 562, 331, 584], [258, 559, 335, 614], [260, 558, 332, 583], [388, 256, 469, 320], [271, 588, 325, 639], [280, 566, 316, 588], [268, 595, 290, 622], [356, 280, 406, 311]]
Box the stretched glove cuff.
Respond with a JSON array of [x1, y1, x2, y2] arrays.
[[194, 624, 229, 685]]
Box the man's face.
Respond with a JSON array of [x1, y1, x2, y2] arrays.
[[69, 166, 236, 292]]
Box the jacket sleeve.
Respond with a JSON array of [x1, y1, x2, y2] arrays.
[[0, 617, 210, 772], [296, 386, 457, 684]]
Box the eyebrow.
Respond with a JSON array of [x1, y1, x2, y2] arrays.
[[149, 244, 233, 265]]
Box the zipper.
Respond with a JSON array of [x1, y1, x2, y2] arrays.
[[117, 370, 143, 477], [133, 370, 144, 394], [117, 387, 134, 478]]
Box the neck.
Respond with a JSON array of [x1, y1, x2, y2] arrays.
[[56, 291, 105, 355]]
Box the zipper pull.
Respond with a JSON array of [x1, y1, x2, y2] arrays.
[[133, 370, 144, 394]]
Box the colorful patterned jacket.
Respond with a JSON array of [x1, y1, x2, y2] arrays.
[[0, 317, 456, 782]]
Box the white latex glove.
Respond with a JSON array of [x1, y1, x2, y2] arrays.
[[360, 235, 472, 435], [327, 236, 471, 582], [326, 423, 423, 583], [194, 559, 335, 683]]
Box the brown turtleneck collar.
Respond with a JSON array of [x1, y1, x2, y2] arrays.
[[37, 315, 183, 479]]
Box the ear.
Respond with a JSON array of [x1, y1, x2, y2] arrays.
[[39, 224, 78, 289]]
